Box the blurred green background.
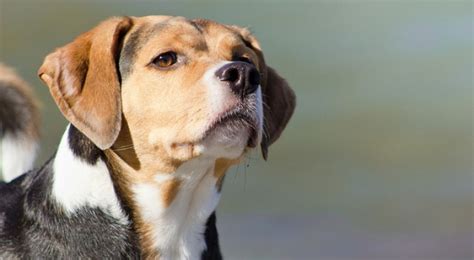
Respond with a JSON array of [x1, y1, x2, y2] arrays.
[[0, 0, 472, 259]]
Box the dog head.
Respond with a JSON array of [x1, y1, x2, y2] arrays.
[[39, 16, 295, 170]]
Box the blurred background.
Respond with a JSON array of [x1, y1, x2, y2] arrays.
[[0, 0, 472, 259]]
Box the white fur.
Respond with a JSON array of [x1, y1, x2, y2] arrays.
[[200, 62, 261, 159], [132, 157, 221, 260], [52, 125, 128, 224], [1, 132, 38, 182], [205, 61, 235, 118]]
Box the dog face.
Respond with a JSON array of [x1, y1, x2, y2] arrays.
[[118, 16, 265, 162], [39, 16, 295, 171]]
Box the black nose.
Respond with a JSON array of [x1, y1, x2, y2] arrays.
[[215, 62, 260, 98]]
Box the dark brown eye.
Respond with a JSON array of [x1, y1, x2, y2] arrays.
[[153, 51, 178, 68]]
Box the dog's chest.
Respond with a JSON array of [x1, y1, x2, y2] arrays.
[[49, 126, 223, 259], [132, 158, 221, 259]]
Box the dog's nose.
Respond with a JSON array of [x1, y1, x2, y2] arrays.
[[215, 62, 260, 98]]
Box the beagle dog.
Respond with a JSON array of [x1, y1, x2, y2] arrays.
[[0, 16, 295, 259]]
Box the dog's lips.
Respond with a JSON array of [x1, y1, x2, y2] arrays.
[[201, 107, 258, 147]]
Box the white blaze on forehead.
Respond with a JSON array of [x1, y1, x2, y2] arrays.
[[52, 125, 128, 225]]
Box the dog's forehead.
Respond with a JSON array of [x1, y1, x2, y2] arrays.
[[125, 16, 240, 54], [138, 16, 234, 34], [119, 16, 244, 78]]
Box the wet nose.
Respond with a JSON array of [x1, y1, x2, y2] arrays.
[[215, 62, 260, 98]]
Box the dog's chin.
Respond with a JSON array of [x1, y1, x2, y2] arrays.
[[163, 116, 259, 162], [199, 127, 248, 159], [164, 107, 261, 161], [198, 110, 260, 159]]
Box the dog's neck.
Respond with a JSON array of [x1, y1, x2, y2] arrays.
[[52, 125, 228, 259], [105, 149, 225, 259]]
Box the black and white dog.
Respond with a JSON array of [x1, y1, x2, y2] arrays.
[[0, 16, 295, 259]]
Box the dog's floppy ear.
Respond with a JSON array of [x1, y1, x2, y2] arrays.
[[38, 17, 133, 150], [260, 67, 296, 160], [231, 26, 296, 160]]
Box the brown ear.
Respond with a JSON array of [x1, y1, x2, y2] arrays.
[[38, 17, 133, 150], [260, 67, 296, 159], [231, 26, 296, 159]]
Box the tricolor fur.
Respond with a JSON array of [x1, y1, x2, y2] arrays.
[[0, 64, 40, 182], [0, 16, 295, 259]]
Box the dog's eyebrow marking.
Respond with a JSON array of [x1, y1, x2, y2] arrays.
[[119, 18, 214, 79], [119, 24, 148, 79], [192, 19, 212, 30], [119, 20, 175, 79], [189, 20, 204, 34], [119, 23, 166, 78]]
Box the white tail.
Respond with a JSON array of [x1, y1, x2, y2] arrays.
[[0, 63, 40, 182], [2, 133, 38, 182]]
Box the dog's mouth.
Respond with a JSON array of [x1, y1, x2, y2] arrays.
[[202, 107, 259, 148]]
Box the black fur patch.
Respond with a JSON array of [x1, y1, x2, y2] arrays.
[[0, 81, 31, 137], [0, 173, 27, 253], [67, 125, 103, 165], [201, 212, 223, 260], [0, 158, 141, 258], [119, 24, 149, 79], [190, 19, 205, 34]]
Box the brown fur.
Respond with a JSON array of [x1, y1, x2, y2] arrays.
[[214, 158, 240, 192], [38, 17, 133, 150], [161, 179, 182, 208], [104, 149, 161, 258], [39, 16, 296, 258]]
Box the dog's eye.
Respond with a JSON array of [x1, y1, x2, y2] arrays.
[[153, 51, 178, 68]]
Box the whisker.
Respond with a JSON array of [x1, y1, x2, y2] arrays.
[[114, 143, 134, 149], [112, 145, 135, 152]]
